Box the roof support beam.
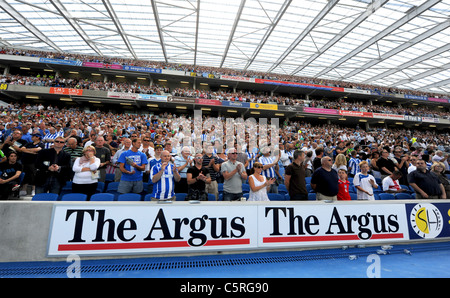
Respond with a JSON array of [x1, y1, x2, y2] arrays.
[[193, 0, 200, 66], [220, 0, 246, 68], [266, 0, 339, 74], [368, 43, 450, 85], [151, 0, 168, 63], [344, 18, 450, 80], [243, 0, 292, 71], [102, 0, 138, 60], [0, 0, 62, 52], [291, 0, 388, 76], [313, 0, 442, 79], [49, 0, 103, 56]]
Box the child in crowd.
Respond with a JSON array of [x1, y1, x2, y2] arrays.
[[337, 168, 351, 201], [353, 160, 378, 201]]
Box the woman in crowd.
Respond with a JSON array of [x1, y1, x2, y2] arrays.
[[248, 162, 276, 201], [431, 162, 450, 199], [72, 145, 100, 200], [332, 153, 347, 172]]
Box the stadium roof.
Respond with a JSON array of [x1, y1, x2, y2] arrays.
[[0, 0, 450, 95]]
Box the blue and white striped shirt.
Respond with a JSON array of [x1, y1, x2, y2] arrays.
[[150, 163, 176, 200], [43, 132, 58, 149], [348, 157, 361, 175], [259, 155, 276, 178], [246, 152, 256, 170]]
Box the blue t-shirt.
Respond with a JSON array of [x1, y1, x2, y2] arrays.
[[118, 149, 148, 182]]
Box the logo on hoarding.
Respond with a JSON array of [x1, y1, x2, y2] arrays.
[[409, 204, 443, 239]]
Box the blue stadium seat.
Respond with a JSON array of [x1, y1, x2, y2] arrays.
[[61, 193, 87, 201], [308, 193, 316, 201], [90, 193, 115, 201], [208, 194, 216, 201], [395, 193, 412, 200], [268, 193, 285, 201], [96, 182, 105, 193], [305, 177, 312, 184], [378, 193, 395, 200], [278, 184, 288, 195], [32, 193, 59, 201], [242, 183, 250, 193], [117, 193, 142, 201], [350, 193, 357, 200], [175, 193, 187, 201]]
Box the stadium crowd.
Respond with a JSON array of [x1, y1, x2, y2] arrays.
[[1, 46, 449, 100], [0, 102, 448, 201], [1, 73, 449, 119]]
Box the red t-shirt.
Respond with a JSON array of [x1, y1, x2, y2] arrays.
[[337, 179, 351, 201]]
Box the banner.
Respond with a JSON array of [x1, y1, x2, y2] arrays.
[[47, 201, 450, 257], [372, 113, 405, 120], [82, 62, 123, 70], [259, 204, 408, 248], [250, 103, 278, 111], [50, 87, 83, 96], [196, 98, 222, 106], [343, 88, 371, 95], [220, 75, 256, 83], [339, 110, 373, 118], [303, 107, 339, 115], [39, 58, 82, 66], [107, 91, 139, 100], [47, 204, 258, 256], [428, 97, 449, 103], [137, 94, 168, 102], [222, 101, 250, 108], [123, 65, 162, 74]]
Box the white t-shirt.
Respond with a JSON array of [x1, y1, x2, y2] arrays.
[[353, 172, 378, 201]]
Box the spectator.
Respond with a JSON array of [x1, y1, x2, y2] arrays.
[[377, 148, 396, 179], [248, 162, 275, 201], [312, 147, 323, 172], [0, 152, 23, 200], [284, 150, 308, 201], [348, 150, 360, 178], [18, 133, 44, 197], [311, 156, 339, 201], [370, 151, 381, 179], [337, 169, 351, 201], [221, 148, 247, 201], [118, 138, 148, 194], [186, 153, 211, 201], [431, 162, 450, 199], [42, 126, 58, 149], [332, 153, 347, 172], [382, 171, 406, 194], [0, 129, 27, 158], [34, 136, 71, 194], [111, 138, 131, 182], [393, 147, 408, 185], [408, 159, 446, 200], [202, 145, 220, 200], [94, 135, 111, 182], [71, 146, 100, 200], [408, 154, 418, 174], [150, 150, 181, 201], [353, 161, 379, 200], [259, 147, 281, 193], [174, 146, 193, 194]]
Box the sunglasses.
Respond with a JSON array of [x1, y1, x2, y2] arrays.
[[254, 166, 263, 169], [54, 140, 65, 144]]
